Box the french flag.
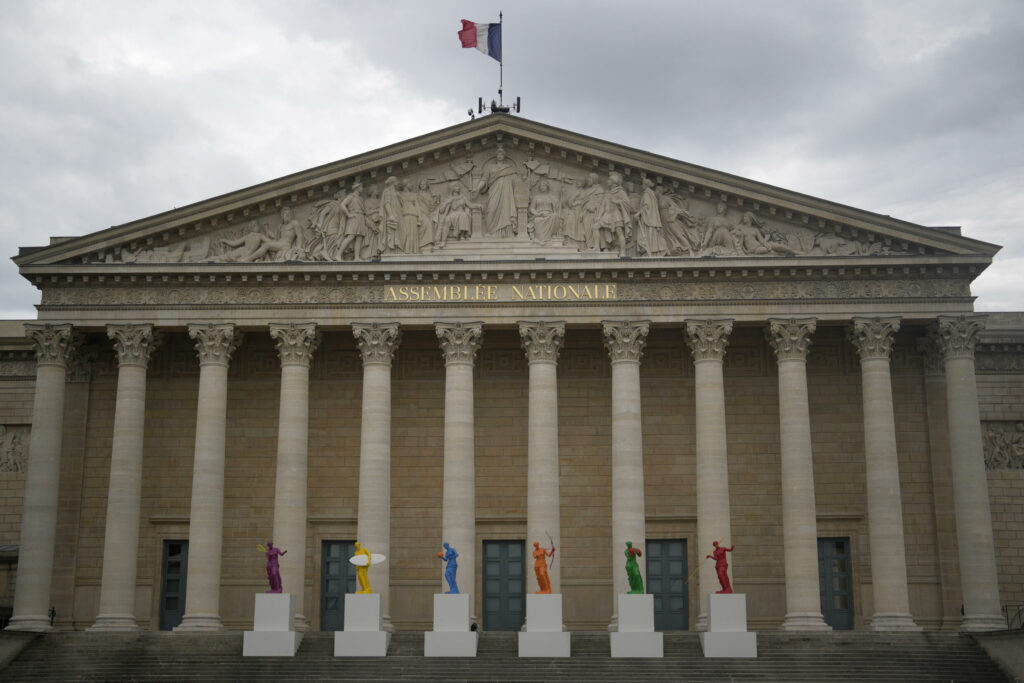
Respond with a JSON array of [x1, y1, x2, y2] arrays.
[[459, 20, 501, 62]]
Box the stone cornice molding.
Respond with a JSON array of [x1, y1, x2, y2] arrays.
[[518, 321, 566, 365], [684, 319, 734, 362], [849, 317, 900, 362], [352, 322, 401, 367], [107, 323, 161, 369], [25, 323, 75, 368], [436, 322, 483, 366], [602, 320, 650, 363], [936, 314, 986, 361], [188, 323, 242, 367], [269, 322, 321, 367], [767, 318, 817, 362]]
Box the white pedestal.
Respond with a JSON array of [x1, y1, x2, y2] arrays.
[[242, 593, 303, 657], [610, 594, 663, 658], [334, 594, 391, 657], [518, 594, 570, 657], [699, 594, 757, 658], [424, 594, 478, 657]]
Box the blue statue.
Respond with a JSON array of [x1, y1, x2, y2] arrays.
[[438, 542, 459, 594]]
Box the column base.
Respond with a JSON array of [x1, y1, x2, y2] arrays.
[[294, 613, 309, 633], [694, 614, 708, 632], [870, 612, 921, 631], [4, 616, 53, 633], [173, 614, 224, 632], [87, 614, 140, 632], [960, 614, 1009, 632], [780, 612, 831, 631]]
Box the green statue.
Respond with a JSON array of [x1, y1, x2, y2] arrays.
[[625, 541, 644, 594]]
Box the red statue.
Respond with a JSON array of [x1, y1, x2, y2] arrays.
[[707, 541, 735, 594], [532, 541, 554, 594]]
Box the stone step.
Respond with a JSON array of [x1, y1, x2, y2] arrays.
[[0, 630, 1010, 682]]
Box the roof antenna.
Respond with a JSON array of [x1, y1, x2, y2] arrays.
[[468, 12, 521, 118]]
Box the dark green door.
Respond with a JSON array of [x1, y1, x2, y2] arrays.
[[321, 540, 357, 631], [647, 539, 688, 630], [159, 540, 188, 631], [818, 537, 854, 630], [483, 540, 525, 631]]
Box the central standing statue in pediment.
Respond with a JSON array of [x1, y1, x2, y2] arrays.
[[473, 144, 524, 238]]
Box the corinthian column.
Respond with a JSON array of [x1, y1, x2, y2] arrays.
[[684, 318, 733, 631], [935, 315, 1004, 631], [850, 317, 919, 631], [519, 321, 566, 595], [352, 322, 401, 631], [90, 324, 160, 631], [436, 322, 483, 610], [269, 323, 320, 631], [7, 324, 77, 632], [767, 318, 829, 631], [176, 323, 242, 632], [602, 320, 649, 629]]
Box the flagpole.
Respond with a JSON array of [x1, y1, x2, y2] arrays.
[[498, 11, 503, 106]]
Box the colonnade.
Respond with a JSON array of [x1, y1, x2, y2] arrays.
[[4, 315, 1007, 633]]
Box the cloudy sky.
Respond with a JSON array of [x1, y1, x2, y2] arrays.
[[1, 0, 1021, 317]]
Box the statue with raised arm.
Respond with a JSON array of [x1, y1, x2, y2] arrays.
[[532, 541, 554, 594], [437, 542, 460, 594], [257, 541, 287, 593], [706, 540, 735, 594], [625, 541, 644, 594], [352, 541, 372, 594]]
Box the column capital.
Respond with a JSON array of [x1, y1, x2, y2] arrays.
[[188, 323, 242, 367], [270, 322, 321, 367], [935, 315, 986, 361], [25, 323, 76, 368], [352, 322, 401, 366], [519, 320, 566, 364], [602, 320, 649, 363], [849, 317, 900, 362], [107, 324, 161, 369], [436, 322, 483, 366], [767, 318, 817, 362], [684, 318, 733, 362]]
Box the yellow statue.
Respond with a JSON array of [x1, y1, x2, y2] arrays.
[[353, 541, 373, 594]]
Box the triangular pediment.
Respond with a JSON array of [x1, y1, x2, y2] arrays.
[[14, 116, 1000, 270]]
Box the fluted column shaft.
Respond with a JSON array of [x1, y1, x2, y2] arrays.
[[603, 320, 649, 629], [176, 323, 241, 632], [269, 323, 320, 631], [520, 321, 565, 595], [850, 317, 919, 631], [353, 322, 400, 631], [90, 325, 160, 631], [436, 322, 483, 609], [685, 319, 733, 631], [7, 324, 75, 632], [936, 315, 1004, 631], [768, 318, 829, 631]]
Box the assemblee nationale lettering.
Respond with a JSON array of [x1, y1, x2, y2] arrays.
[[385, 283, 618, 302]]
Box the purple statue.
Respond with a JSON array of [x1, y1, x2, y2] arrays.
[[258, 541, 287, 593]]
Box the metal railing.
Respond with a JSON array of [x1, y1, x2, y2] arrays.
[[1003, 603, 1024, 630]]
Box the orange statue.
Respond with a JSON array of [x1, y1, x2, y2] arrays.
[[532, 540, 555, 594]]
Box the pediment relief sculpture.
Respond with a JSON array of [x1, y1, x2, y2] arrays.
[[91, 141, 910, 266]]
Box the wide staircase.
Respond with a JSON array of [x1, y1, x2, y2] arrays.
[[0, 629, 1011, 682]]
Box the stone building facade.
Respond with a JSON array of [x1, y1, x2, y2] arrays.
[[1, 116, 1021, 634]]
